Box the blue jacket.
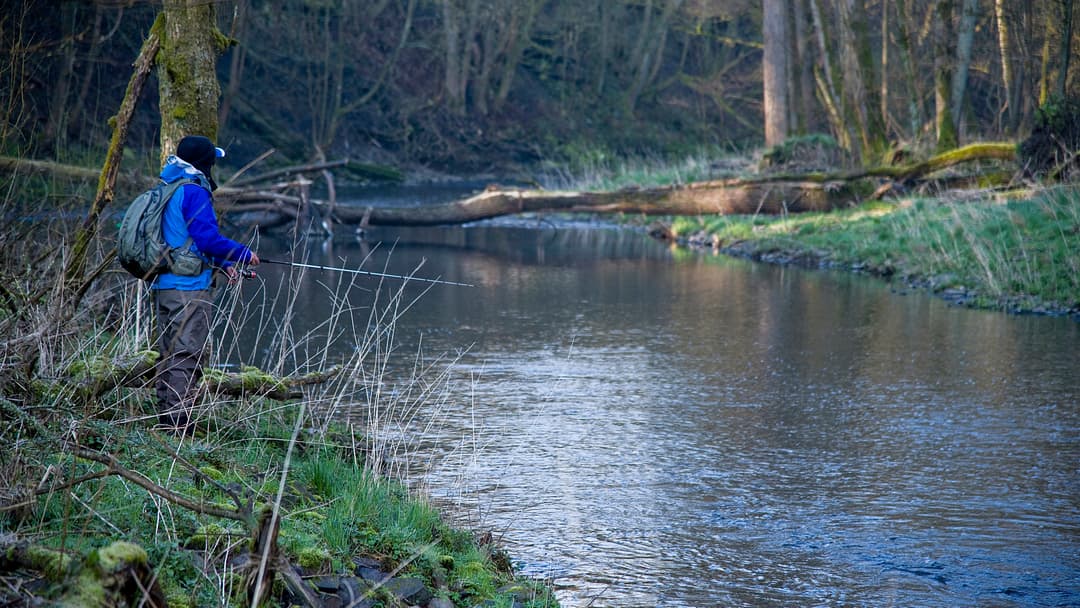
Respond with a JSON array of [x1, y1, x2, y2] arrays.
[[152, 156, 254, 291]]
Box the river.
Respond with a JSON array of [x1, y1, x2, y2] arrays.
[[241, 216, 1079, 608]]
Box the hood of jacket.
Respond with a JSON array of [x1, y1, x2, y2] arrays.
[[160, 155, 212, 190]]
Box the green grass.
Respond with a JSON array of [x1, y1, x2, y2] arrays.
[[670, 186, 1080, 312], [13, 420, 555, 607]]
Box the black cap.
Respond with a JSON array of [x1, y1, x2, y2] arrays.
[[176, 135, 225, 190]]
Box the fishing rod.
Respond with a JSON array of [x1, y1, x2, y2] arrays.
[[258, 258, 474, 287]]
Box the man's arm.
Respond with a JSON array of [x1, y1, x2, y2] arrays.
[[181, 185, 257, 265]]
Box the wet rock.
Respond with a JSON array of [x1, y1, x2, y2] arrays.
[[338, 576, 375, 607], [427, 598, 455, 608], [355, 564, 385, 584], [384, 577, 433, 607], [313, 575, 343, 593]]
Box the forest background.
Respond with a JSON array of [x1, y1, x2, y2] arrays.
[[4, 0, 1077, 178]]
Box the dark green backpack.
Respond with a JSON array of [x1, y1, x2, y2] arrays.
[[117, 178, 201, 281]]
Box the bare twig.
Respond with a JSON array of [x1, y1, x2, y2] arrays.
[[70, 447, 248, 523]]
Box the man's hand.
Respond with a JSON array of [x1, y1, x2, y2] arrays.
[[248, 252, 260, 266], [225, 264, 241, 285]]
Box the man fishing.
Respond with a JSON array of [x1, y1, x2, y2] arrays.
[[151, 135, 259, 435]]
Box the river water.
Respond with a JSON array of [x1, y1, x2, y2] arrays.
[[245, 218, 1079, 608]]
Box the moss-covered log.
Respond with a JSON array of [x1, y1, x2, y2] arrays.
[[66, 350, 159, 403], [60, 354, 340, 403], [201, 365, 343, 401], [0, 537, 166, 608], [218, 142, 1018, 228]]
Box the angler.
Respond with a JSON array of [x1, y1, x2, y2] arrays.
[[145, 135, 260, 436]]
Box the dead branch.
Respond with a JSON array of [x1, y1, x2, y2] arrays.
[[71, 447, 249, 523]]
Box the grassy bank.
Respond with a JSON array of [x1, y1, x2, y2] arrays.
[[2, 412, 554, 607], [665, 186, 1080, 316]]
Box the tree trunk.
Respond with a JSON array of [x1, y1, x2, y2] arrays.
[[792, 0, 816, 133], [325, 180, 849, 227], [763, 0, 789, 147], [935, 0, 959, 150], [838, 0, 887, 162], [158, 0, 227, 161], [218, 0, 249, 131], [996, 0, 1018, 132], [951, 0, 979, 131], [494, 1, 540, 110], [809, 0, 850, 150], [895, 0, 925, 139], [1056, 0, 1075, 97]]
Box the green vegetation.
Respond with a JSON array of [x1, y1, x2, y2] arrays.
[[3, 395, 556, 607], [669, 187, 1080, 313]]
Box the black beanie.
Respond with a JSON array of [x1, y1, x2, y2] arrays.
[[176, 135, 224, 190]]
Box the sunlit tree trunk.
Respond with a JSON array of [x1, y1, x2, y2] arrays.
[[158, 0, 227, 162], [763, 0, 789, 146], [996, 0, 1018, 132]]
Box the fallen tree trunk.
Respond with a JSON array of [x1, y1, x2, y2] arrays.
[[217, 142, 1017, 228], [324, 178, 855, 226]]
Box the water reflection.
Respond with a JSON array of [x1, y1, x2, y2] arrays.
[[240, 223, 1079, 608]]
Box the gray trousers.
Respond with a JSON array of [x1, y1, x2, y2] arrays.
[[154, 288, 212, 425]]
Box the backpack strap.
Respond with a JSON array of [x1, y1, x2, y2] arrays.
[[160, 177, 213, 277]]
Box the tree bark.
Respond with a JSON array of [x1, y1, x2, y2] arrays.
[[763, 0, 789, 147], [809, 0, 850, 150], [158, 0, 227, 162], [792, 0, 816, 132], [895, 0, 925, 138], [837, 0, 887, 162], [996, 0, 1018, 132], [1056, 0, 1075, 97], [951, 0, 979, 131], [325, 180, 850, 227], [935, 0, 959, 150]]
